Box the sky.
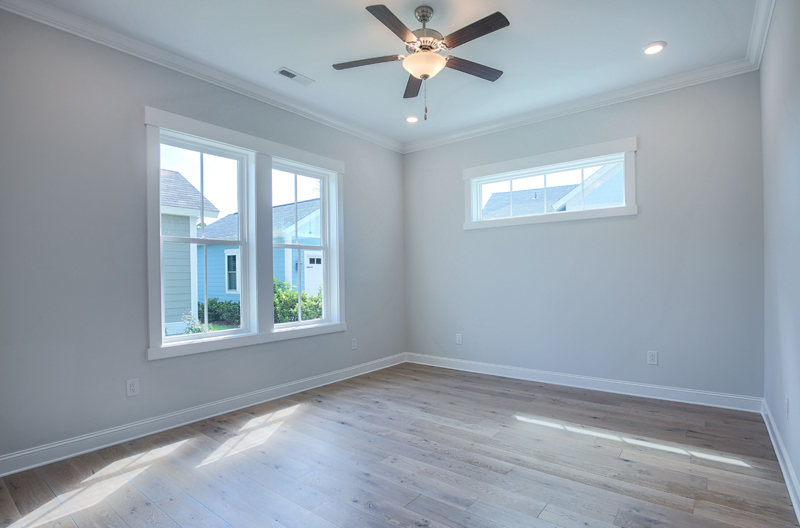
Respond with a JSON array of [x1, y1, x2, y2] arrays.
[[161, 145, 321, 224]]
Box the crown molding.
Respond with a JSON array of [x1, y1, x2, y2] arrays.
[[747, 0, 776, 69], [0, 0, 404, 153], [0, 0, 775, 156], [401, 58, 757, 153]]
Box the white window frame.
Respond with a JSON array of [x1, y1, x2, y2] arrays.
[[224, 249, 241, 294], [464, 137, 638, 230], [146, 108, 346, 360]]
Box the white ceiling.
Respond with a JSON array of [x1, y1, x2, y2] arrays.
[[1, 0, 771, 152]]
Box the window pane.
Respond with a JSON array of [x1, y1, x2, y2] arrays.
[[546, 169, 582, 212], [583, 162, 625, 210], [301, 249, 324, 322], [272, 170, 296, 244], [297, 175, 321, 246], [202, 153, 239, 240], [273, 248, 299, 323], [481, 180, 510, 219], [160, 145, 202, 237], [163, 242, 205, 337], [197, 246, 242, 333], [511, 175, 545, 217]]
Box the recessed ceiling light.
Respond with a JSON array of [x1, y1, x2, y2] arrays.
[[407, 116, 419, 123], [644, 41, 667, 55]]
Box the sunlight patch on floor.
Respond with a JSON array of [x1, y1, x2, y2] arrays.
[[238, 403, 301, 433], [514, 414, 751, 468], [197, 422, 282, 467]]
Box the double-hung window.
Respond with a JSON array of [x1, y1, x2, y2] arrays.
[[146, 108, 345, 360], [464, 138, 638, 229]]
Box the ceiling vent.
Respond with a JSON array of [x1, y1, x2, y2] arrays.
[[275, 67, 315, 86]]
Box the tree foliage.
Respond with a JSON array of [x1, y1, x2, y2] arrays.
[[274, 277, 322, 323]]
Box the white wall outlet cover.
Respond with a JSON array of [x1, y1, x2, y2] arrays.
[[456, 333, 462, 345], [126, 378, 140, 397], [647, 351, 658, 365], [351, 338, 357, 350]]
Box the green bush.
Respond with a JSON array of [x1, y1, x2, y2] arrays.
[[274, 277, 322, 323], [198, 298, 241, 325], [196, 280, 322, 326]]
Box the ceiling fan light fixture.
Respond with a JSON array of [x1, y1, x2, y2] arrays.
[[644, 41, 667, 55], [403, 51, 446, 79]]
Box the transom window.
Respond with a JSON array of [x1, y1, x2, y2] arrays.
[[464, 138, 637, 229]]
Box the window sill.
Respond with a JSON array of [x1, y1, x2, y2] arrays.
[[147, 322, 347, 360], [464, 204, 638, 230]]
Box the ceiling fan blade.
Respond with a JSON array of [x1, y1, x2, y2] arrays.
[[443, 12, 509, 49], [446, 56, 503, 81], [366, 5, 417, 43], [333, 55, 402, 70], [403, 75, 422, 98]]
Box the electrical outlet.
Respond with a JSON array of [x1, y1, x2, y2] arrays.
[[126, 378, 140, 397], [647, 351, 658, 365], [351, 338, 357, 350], [456, 333, 462, 345], [786, 396, 790, 420]]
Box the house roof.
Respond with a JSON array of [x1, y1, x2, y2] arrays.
[[201, 198, 320, 240], [203, 212, 239, 239], [482, 185, 577, 219], [160, 169, 219, 213], [273, 199, 321, 230]]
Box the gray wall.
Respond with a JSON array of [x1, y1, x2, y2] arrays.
[[404, 72, 765, 397], [761, 0, 800, 488], [0, 10, 407, 456]]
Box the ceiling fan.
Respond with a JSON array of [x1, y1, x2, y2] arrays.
[[332, 4, 510, 99]]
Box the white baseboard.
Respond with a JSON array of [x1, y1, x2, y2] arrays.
[[763, 400, 800, 524], [0, 353, 407, 478], [404, 353, 764, 413]]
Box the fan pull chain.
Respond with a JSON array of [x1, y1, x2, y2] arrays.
[[424, 79, 428, 121]]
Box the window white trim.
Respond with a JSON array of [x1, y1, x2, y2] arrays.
[[464, 137, 638, 230], [146, 108, 346, 360], [224, 249, 241, 294]]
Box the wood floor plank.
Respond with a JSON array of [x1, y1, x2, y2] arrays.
[[298, 470, 448, 528], [2, 365, 793, 528], [155, 493, 233, 528], [0, 478, 22, 528], [4, 469, 78, 528]]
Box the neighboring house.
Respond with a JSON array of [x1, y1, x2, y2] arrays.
[[271, 198, 324, 297], [481, 162, 624, 219], [163, 170, 325, 333], [160, 170, 219, 336]]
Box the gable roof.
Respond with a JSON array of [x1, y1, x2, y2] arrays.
[[203, 212, 238, 239], [273, 198, 321, 229], [482, 184, 577, 219], [160, 169, 219, 213], [200, 198, 321, 240]]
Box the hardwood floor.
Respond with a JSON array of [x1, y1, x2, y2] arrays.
[[1, 364, 796, 528]]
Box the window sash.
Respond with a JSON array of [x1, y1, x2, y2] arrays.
[[159, 136, 251, 343]]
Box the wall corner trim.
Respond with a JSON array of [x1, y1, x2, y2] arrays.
[[763, 400, 800, 523]]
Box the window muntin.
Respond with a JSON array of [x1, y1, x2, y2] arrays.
[[476, 153, 625, 222], [159, 135, 248, 340], [272, 164, 328, 326]]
